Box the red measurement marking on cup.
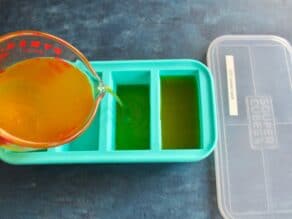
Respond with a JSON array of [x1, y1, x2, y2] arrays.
[[53, 47, 62, 55], [19, 40, 27, 48], [44, 43, 52, 50], [6, 42, 15, 50], [31, 40, 41, 48], [0, 52, 8, 60]]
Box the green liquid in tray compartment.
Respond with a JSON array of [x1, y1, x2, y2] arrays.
[[161, 76, 200, 149], [116, 85, 150, 150]]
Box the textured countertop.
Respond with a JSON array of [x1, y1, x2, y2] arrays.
[[0, 1, 291, 218]]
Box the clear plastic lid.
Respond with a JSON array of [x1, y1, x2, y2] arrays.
[[207, 35, 292, 219]]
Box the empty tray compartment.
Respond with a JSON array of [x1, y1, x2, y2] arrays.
[[68, 110, 100, 151], [67, 71, 103, 151]]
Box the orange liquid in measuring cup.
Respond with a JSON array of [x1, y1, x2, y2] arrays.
[[0, 57, 95, 147]]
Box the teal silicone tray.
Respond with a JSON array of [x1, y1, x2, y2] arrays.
[[0, 59, 217, 164]]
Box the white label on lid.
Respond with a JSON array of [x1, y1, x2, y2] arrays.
[[225, 55, 238, 116]]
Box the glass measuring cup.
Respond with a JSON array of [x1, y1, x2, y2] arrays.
[[0, 30, 105, 149]]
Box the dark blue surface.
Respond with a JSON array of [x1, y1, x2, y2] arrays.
[[0, 1, 291, 218]]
